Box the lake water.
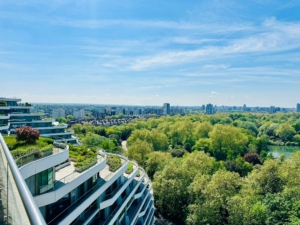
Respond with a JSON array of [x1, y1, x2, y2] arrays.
[[267, 145, 300, 158]]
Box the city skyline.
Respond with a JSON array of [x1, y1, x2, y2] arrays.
[[1, 0, 300, 106]]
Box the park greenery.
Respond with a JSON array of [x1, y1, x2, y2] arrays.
[[71, 112, 300, 224]]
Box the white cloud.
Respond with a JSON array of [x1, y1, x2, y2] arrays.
[[128, 18, 300, 71]]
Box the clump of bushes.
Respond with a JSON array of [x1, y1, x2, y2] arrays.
[[125, 162, 133, 174], [107, 155, 121, 172], [4, 136, 54, 159]]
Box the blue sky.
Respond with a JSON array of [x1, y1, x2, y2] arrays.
[[1, 0, 300, 107]]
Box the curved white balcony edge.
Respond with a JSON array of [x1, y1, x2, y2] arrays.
[[134, 178, 149, 199], [130, 189, 151, 225], [20, 146, 69, 180], [138, 195, 153, 218], [106, 175, 141, 225], [145, 208, 155, 225], [81, 165, 141, 225], [58, 160, 129, 225], [34, 156, 107, 207], [100, 166, 139, 209]]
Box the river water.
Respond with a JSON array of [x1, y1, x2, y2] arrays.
[[268, 145, 300, 158]]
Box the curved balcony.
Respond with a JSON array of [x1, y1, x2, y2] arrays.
[[34, 152, 107, 207], [145, 208, 155, 225], [99, 161, 140, 210], [0, 124, 9, 131], [10, 106, 33, 109], [138, 197, 153, 218], [129, 188, 151, 225], [72, 161, 142, 225], [35, 125, 68, 130], [9, 113, 45, 117], [40, 130, 74, 137], [47, 154, 129, 225], [144, 207, 155, 225], [19, 145, 69, 180], [0, 115, 10, 119], [134, 172, 149, 199]]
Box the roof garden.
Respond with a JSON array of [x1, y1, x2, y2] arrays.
[[3, 136, 64, 167]]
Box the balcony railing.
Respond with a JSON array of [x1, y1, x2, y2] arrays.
[[38, 152, 106, 196], [14, 143, 68, 168], [0, 134, 46, 225]]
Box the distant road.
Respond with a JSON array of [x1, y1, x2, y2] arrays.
[[121, 141, 127, 151]]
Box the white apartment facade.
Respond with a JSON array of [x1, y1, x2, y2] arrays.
[[1, 137, 155, 225]]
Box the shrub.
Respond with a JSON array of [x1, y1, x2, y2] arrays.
[[184, 143, 192, 152], [0, 101, 7, 106], [169, 149, 187, 158], [136, 170, 141, 177], [244, 153, 262, 165], [16, 126, 40, 144], [107, 155, 121, 172], [125, 162, 133, 174]]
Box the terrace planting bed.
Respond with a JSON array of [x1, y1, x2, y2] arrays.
[[107, 155, 122, 172]]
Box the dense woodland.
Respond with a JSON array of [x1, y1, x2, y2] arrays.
[[73, 112, 300, 225]]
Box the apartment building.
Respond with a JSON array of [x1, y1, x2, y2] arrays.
[[73, 109, 85, 119], [52, 108, 66, 119], [0, 134, 155, 225], [162, 103, 170, 115], [0, 97, 78, 144], [206, 103, 215, 114]]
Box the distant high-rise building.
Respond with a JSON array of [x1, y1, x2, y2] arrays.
[[52, 108, 65, 118], [162, 103, 170, 115], [297, 103, 300, 112], [202, 105, 206, 111], [206, 103, 215, 114], [270, 106, 276, 114], [73, 109, 85, 119], [243, 104, 247, 112]]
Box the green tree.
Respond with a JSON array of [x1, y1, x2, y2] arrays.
[[209, 124, 248, 160], [127, 129, 168, 151], [194, 122, 213, 140], [153, 151, 215, 223], [187, 170, 241, 225], [145, 152, 171, 179], [127, 139, 153, 166], [246, 160, 286, 195], [292, 119, 300, 133], [275, 123, 296, 141]]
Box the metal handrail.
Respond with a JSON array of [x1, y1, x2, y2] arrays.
[[0, 134, 46, 225]]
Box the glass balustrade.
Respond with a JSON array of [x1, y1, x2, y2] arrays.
[[0, 134, 46, 225]]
